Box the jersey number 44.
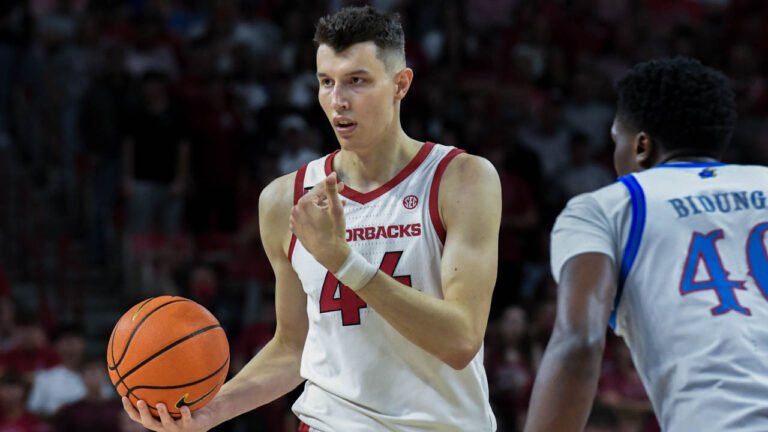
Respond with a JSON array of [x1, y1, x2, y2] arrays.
[[319, 251, 412, 326]]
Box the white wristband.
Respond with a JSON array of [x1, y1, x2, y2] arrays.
[[334, 250, 378, 292]]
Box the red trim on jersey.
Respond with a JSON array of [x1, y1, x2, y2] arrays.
[[288, 164, 308, 262], [429, 149, 465, 244], [324, 142, 436, 204], [297, 421, 310, 432]]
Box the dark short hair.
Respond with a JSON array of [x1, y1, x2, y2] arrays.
[[616, 57, 737, 158], [314, 6, 405, 69]]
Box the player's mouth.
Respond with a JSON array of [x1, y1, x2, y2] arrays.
[[333, 117, 357, 136]]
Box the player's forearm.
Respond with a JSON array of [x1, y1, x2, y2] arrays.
[[357, 272, 483, 370], [207, 336, 304, 426], [523, 332, 604, 432]]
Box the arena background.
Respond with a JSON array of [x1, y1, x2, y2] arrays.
[[0, 0, 766, 431]]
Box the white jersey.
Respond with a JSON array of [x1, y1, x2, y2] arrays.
[[551, 162, 768, 431], [290, 142, 496, 432]]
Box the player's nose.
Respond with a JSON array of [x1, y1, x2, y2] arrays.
[[330, 86, 350, 111]]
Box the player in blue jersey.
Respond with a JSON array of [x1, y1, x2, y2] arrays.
[[525, 57, 768, 431]]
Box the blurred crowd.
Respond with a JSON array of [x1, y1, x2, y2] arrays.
[[1, 0, 768, 431]]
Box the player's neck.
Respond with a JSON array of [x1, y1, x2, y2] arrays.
[[334, 131, 422, 193], [657, 152, 720, 165]]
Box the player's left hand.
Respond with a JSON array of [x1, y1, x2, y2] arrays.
[[290, 172, 350, 271]]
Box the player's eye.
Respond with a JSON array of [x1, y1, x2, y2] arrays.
[[320, 79, 333, 88], [351, 77, 365, 85]]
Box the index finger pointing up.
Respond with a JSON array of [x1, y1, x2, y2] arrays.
[[325, 173, 346, 213], [326, 173, 339, 197]]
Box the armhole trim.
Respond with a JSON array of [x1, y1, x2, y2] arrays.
[[428, 149, 465, 244], [287, 164, 308, 262], [609, 175, 647, 330]]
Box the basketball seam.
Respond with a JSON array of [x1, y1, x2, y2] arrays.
[[109, 298, 189, 370], [108, 324, 132, 397], [110, 297, 156, 370], [112, 324, 223, 389], [109, 298, 163, 397], [127, 356, 229, 393]]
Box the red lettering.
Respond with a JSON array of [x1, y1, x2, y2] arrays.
[[380, 251, 412, 286], [374, 226, 380, 240], [320, 251, 412, 326], [387, 225, 399, 238], [319, 273, 367, 326], [346, 224, 423, 241]]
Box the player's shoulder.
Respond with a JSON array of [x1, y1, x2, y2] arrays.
[[433, 151, 501, 232], [633, 162, 768, 180], [440, 152, 500, 189], [259, 170, 299, 222], [437, 152, 501, 219], [562, 180, 630, 218], [558, 181, 631, 223], [718, 163, 768, 174]]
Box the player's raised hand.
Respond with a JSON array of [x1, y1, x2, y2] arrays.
[[122, 397, 216, 432], [290, 172, 350, 271]]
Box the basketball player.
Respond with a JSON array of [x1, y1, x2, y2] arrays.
[[524, 57, 768, 431], [123, 6, 500, 431]]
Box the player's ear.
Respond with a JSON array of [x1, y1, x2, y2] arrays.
[[394, 67, 413, 101], [634, 132, 656, 168]]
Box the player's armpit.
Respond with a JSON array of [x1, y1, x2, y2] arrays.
[[552, 252, 616, 348], [524, 252, 616, 432]]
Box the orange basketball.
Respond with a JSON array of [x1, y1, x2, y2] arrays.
[[107, 296, 230, 418]]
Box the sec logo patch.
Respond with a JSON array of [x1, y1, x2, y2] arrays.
[[403, 195, 419, 210]]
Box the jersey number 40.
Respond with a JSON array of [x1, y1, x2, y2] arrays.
[[680, 222, 768, 316], [319, 251, 412, 326]]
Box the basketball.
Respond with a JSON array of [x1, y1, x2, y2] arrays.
[[107, 296, 230, 418]]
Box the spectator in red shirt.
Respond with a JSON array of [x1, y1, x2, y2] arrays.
[[0, 371, 48, 432], [0, 313, 59, 379]]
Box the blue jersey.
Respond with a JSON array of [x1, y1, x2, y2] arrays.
[[551, 162, 768, 431]]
